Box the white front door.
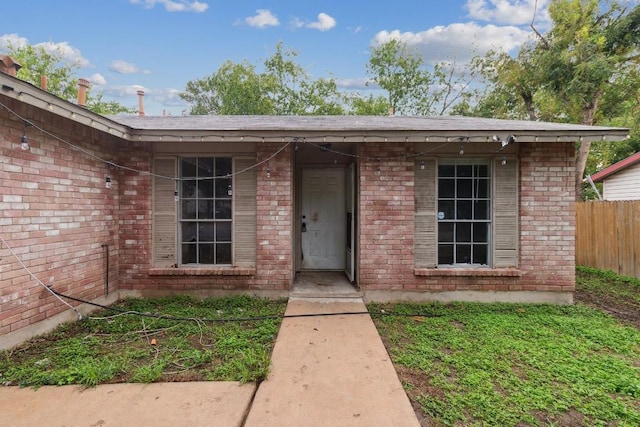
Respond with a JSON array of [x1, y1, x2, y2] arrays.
[[301, 169, 346, 270]]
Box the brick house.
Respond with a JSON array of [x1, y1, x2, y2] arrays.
[[0, 67, 629, 349]]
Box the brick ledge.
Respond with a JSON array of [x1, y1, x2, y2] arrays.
[[149, 267, 256, 276], [414, 268, 522, 277]]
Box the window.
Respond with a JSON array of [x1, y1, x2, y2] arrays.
[[179, 157, 232, 265], [437, 160, 491, 266]]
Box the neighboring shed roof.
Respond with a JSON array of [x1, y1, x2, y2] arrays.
[[591, 151, 640, 182]]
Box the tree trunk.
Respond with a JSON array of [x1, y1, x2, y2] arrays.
[[575, 92, 601, 201], [575, 139, 591, 201]]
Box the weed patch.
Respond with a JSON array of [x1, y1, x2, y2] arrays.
[[0, 295, 287, 388], [371, 301, 640, 426]]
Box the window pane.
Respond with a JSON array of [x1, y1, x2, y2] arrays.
[[438, 245, 454, 265], [182, 158, 197, 177], [216, 243, 232, 264], [198, 223, 215, 242], [456, 200, 473, 220], [181, 244, 196, 264], [439, 164, 455, 177], [475, 164, 489, 177], [182, 223, 197, 243], [456, 244, 472, 264], [456, 222, 472, 242], [198, 200, 214, 219], [199, 179, 214, 198], [216, 200, 232, 219], [475, 179, 489, 198], [437, 160, 492, 267], [198, 158, 213, 177], [199, 244, 215, 264], [438, 200, 455, 220], [216, 158, 232, 176], [438, 223, 454, 243], [182, 200, 197, 219], [457, 165, 472, 177], [473, 223, 488, 243], [217, 222, 232, 242], [179, 156, 233, 266], [216, 177, 232, 198], [182, 180, 196, 198], [474, 200, 489, 220], [457, 179, 472, 198], [438, 179, 455, 198], [473, 244, 488, 264]]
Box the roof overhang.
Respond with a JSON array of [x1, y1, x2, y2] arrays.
[[109, 115, 630, 144], [0, 72, 128, 139]]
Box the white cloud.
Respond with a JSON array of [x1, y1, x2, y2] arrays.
[[129, 0, 208, 13], [0, 34, 90, 68], [103, 84, 148, 97], [109, 59, 151, 75], [243, 9, 279, 28], [465, 0, 550, 27], [36, 41, 90, 67], [88, 73, 107, 86], [289, 17, 305, 30], [307, 13, 337, 31], [373, 22, 532, 64], [335, 77, 372, 91], [0, 33, 29, 51]]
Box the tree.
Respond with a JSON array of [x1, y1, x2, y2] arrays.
[[180, 42, 345, 115], [471, 0, 640, 200], [4, 44, 132, 115], [366, 39, 474, 116], [348, 94, 390, 116], [181, 60, 274, 115]]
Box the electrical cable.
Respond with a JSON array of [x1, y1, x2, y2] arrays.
[[0, 235, 83, 320], [0, 99, 529, 186], [48, 286, 445, 323]]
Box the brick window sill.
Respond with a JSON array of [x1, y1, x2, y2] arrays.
[[414, 268, 522, 277], [149, 267, 256, 276]]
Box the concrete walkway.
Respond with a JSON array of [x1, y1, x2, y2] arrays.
[[0, 298, 420, 427]]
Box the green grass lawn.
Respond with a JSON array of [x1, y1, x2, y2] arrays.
[[0, 295, 287, 388], [2, 268, 639, 426], [371, 268, 640, 426]]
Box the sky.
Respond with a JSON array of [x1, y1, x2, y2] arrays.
[[0, 0, 559, 116]]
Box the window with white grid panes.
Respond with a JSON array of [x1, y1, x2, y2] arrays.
[[437, 160, 491, 266], [179, 157, 232, 265]]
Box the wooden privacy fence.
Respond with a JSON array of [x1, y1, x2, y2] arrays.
[[576, 201, 640, 279]]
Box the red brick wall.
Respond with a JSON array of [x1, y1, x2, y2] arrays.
[[0, 100, 120, 337], [358, 141, 576, 294], [358, 143, 416, 290], [254, 142, 293, 290], [518, 141, 576, 291]]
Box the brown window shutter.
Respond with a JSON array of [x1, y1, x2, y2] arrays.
[[152, 157, 177, 267], [414, 159, 437, 268], [233, 157, 257, 267], [493, 158, 519, 268]]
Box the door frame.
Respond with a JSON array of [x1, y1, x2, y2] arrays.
[[294, 164, 357, 281]]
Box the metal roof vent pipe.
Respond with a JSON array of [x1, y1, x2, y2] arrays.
[[40, 75, 48, 91], [137, 90, 145, 116], [77, 78, 90, 107]]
